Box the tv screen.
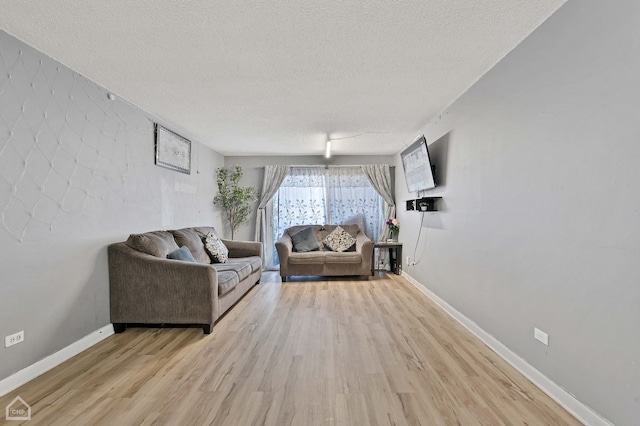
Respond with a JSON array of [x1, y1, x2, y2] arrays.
[[401, 135, 436, 192]]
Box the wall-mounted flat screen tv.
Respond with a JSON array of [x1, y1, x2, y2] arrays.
[[401, 135, 436, 192]]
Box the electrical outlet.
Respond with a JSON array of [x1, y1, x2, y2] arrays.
[[5, 330, 24, 348], [406, 256, 411, 265], [534, 327, 548, 346]]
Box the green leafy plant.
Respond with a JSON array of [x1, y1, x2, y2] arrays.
[[213, 165, 259, 239]]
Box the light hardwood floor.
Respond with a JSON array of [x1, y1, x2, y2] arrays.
[[0, 272, 581, 425]]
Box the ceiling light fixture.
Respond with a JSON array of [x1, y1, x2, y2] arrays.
[[325, 140, 332, 158]]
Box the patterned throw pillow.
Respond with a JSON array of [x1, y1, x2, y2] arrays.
[[323, 226, 357, 252], [203, 232, 229, 263]]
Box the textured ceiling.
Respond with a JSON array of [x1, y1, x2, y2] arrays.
[[0, 1, 565, 156]]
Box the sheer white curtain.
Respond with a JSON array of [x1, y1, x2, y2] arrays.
[[326, 166, 384, 241], [274, 167, 326, 227], [268, 167, 325, 268], [268, 166, 384, 269]]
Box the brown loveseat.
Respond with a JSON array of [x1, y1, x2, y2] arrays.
[[275, 224, 374, 282], [108, 226, 262, 334]]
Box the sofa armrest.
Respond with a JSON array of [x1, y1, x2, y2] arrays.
[[356, 234, 375, 265], [108, 243, 219, 325], [222, 239, 263, 260], [275, 234, 293, 271]]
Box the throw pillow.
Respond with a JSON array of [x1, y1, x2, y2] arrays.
[[126, 231, 180, 258], [167, 246, 197, 262], [203, 232, 229, 263], [323, 226, 356, 252], [170, 228, 211, 263], [290, 226, 321, 252]]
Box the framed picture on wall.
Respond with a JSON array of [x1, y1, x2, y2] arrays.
[[154, 123, 191, 174]]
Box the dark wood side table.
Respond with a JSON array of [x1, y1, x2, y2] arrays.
[[371, 242, 403, 275]]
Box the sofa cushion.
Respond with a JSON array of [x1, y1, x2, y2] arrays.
[[290, 226, 321, 252], [323, 226, 356, 252], [217, 271, 239, 296], [204, 232, 229, 263], [167, 246, 197, 262], [325, 252, 362, 264], [228, 256, 262, 273], [288, 251, 326, 265], [192, 226, 218, 239], [170, 228, 211, 264], [313, 228, 330, 249], [126, 231, 180, 258], [286, 225, 317, 236], [214, 262, 252, 282]]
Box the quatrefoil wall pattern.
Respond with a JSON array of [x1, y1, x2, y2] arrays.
[[0, 32, 210, 241], [0, 46, 124, 241]]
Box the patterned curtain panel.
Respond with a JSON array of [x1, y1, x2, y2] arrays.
[[274, 167, 327, 230], [270, 166, 384, 269], [325, 166, 384, 242]]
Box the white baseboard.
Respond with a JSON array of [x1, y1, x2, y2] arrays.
[[0, 324, 114, 397], [401, 272, 612, 426]]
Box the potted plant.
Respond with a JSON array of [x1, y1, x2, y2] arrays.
[[419, 201, 429, 212], [213, 165, 259, 239]]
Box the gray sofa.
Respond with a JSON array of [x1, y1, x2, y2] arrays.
[[108, 226, 262, 334], [275, 224, 374, 281]]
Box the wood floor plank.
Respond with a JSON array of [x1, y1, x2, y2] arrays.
[[0, 272, 581, 425]]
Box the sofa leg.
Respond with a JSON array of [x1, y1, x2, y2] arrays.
[[281, 275, 287, 282], [113, 323, 126, 333], [203, 324, 212, 334]]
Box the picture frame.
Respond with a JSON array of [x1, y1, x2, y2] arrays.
[[154, 123, 191, 174]]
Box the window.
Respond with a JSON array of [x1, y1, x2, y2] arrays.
[[267, 166, 384, 268]]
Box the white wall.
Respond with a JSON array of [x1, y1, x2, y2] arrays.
[[0, 31, 224, 381], [395, 1, 639, 424]]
